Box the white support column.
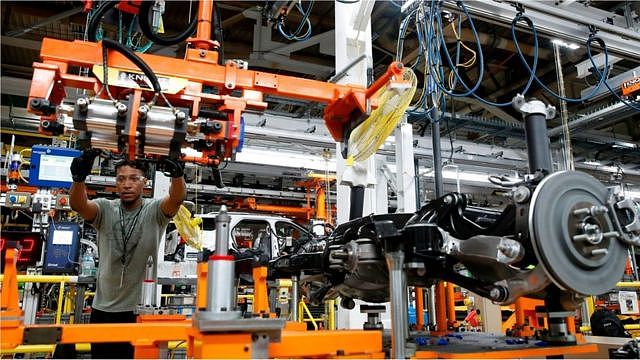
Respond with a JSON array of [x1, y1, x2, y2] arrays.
[[153, 171, 171, 305], [395, 120, 417, 213], [334, 0, 383, 330], [335, 0, 376, 226], [375, 155, 389, 214]]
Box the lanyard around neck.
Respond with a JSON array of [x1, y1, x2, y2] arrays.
[[119, 203, 144, 266]]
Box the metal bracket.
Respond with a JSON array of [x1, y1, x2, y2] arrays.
[[23, 327, 62, 344], [512, 94, 556, 119]]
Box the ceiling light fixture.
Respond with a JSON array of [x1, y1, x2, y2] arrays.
[[552, 39, 580, 50]]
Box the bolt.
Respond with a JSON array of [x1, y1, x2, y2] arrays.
[[175, 111, 187, 123], [443, 195, 452, 204], [573, 207, 591, 216], [116, 102, 127, 115], [590, 205, 608, 216], [76, 97, 88, 112], [138, 105, 149, 119], [602, 231, 619, 239], [572, 234, 591, 242], [583, 224, 600, 232], [490, 287, 503, 301], [513, 186, 530, 204], [591, 248, 608, 256], [227, 83, 234, 88], [498, 243, 519, 258], [199, 49, 206, 57], [332, 251, 349, 260]]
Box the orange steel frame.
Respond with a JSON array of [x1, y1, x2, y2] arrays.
[[1, 249, 384, 358], [27, 0, 404, 164]]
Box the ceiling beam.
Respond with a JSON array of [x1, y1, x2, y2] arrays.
[[6, 7, 83, 37], [1, 36, 42, 51]]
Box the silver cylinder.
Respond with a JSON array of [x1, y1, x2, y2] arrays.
[[206, 257, 236, 312], [402, 272, 409, 341], [291, 275, 299, 321], [140, 256, 156, 307], [141, 281, 155, 306], [549, 322, 568, 337], [428, 285, 437, 328], [215, 205, 231, 256], [386, 250, 407, 359]]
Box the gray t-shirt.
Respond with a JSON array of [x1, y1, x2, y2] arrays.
[[90, 198, 170, 312]]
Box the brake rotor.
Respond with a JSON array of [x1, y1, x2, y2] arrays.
[[529, 171, 627, 295]]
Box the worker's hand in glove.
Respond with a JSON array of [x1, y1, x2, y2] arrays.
[[70, 149, 99, 183], [161, 158, 185, 178]]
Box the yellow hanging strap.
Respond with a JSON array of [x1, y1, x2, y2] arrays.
[[347, 68, 418, 162], [172, 205, 203, 250]]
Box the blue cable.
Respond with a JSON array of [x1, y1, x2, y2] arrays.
[[586, 37, 640, 111], [513, 26, 608, 103], [429, 0, 484, 97], [447, 13, 539, 108]]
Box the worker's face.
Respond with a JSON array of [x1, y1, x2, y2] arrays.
[[116, 166, 146, 205]]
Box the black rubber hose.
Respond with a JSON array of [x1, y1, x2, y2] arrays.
[[87, 1, 118, 42], [101, 38, 161, 95], [138, 1, 198, 46]]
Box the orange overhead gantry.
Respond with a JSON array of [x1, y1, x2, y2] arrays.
[[27, 0, 405, 165]]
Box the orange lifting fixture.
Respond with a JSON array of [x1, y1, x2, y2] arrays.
[[26, 0, 405, 166]]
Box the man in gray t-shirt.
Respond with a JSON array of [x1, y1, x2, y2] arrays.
[[69, 152, 186, 358]]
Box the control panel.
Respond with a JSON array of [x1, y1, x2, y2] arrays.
[[32, 193, 53, 212], [5, 191, 32, 209], [55, 194, 71, 210]]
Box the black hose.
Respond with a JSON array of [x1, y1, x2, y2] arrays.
[[87, 1, 118, 42], [213, 1, 224, 64], [138, 1, 198, 46], [101, 38, 161, 96]]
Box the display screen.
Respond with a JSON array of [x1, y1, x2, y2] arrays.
[[29, 146, 81, 188], [38, 154, 74, 182], [0, 232, 43, 271]]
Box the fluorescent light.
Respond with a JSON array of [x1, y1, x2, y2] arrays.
[[235, 147, 336, 171], [181, 147, 336, 171], [583, 160, 602, 166], [552, 39, 580, 50], [442, 170, 491, 183], [623, 191, 640, 200], [418, 168, 491, 184]]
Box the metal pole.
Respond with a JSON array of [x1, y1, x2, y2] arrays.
[[553, 42, 573, 171], [291, 275, 299, 321], [215, 205, 231, 256], [414, 158, 421, 208], [206, 205, 238, 317], [386, 250, 407, 359], [432, 121, 443, 198], [428, 285, 437, 329]]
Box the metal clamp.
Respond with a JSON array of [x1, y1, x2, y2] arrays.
[[512, 94, 556, 119]]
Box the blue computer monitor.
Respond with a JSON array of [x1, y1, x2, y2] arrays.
[[29, 146, 81, 189]]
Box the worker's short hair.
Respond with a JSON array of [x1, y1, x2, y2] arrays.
[[115, 159, 148, 175]]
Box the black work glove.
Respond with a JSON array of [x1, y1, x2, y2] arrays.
[[70, 149, 99, 183], [161, 158, 184, 178]]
